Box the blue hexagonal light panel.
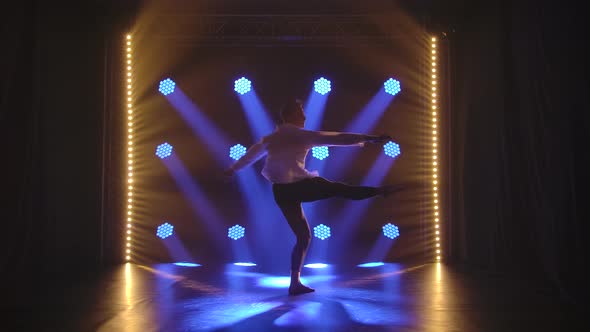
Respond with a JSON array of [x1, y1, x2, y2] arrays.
[[382, 223, 400, 239], [158, 78, 176, 96], [314, 224, 331, 240], [312, 146, 329, 160], [314, 77, 331, 95], [383, 141, 401, 158], [228, 224, 245, 240], [234, 77, 252, 95], [384, 78, 401, 96], [157, 222, 174, 239], [155, 142, 173, 159], [229, 144, 247, 160]]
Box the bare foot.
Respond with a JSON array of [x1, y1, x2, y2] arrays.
[[288, 283, 315, 296]]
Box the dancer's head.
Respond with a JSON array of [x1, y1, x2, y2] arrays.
[[280, 99, 306, 127]]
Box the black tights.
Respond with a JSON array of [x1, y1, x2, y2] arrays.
[[272, 177, 381, 273]]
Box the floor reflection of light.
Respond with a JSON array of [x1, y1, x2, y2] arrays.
[[304, 263, 329, 269], [274, 301, 322, 326], [182, 300, 284, 330], [234, 262, 257, 266], [173, 262, 201, 267], [341, 299, 414, 326], [257, 275, 336, 288], [124, 262, 132, 306], [357, 262, 385, 268]]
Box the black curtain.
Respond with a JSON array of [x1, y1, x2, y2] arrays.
[[447, 0, 588, 302], [1, 0, 137, 300]]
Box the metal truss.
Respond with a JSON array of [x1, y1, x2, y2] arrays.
[[153, 15, 409, 46]]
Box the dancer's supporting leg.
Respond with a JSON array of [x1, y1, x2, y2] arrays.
[[273, 199, 315, 295]]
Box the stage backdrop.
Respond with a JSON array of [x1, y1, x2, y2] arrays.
[[127, 14, 436, 270]]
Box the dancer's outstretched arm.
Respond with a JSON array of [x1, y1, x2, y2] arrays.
[[225, 141, 267, 175], [302, 130, 391, 147]]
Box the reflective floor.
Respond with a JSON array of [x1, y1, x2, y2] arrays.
[[5, 263, 582, 331]]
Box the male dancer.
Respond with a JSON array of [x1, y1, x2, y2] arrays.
[[224, 99, 398, 295]]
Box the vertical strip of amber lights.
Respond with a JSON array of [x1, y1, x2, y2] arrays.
[[431, 36, 441, 261], [125, 34, 134, 262]]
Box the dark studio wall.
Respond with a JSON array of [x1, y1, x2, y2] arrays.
[[445, 0, 588, 302], [1, 0, 138, 299]]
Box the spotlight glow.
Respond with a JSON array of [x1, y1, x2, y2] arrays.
[[314, 77, 332, 95], [234, 262, 257, 266], [173, 262, 201, 267], [313, 224, 331, 240], [311, 146, 329, 160], [228, 224, 246, 240], [229, 144, 247, 160], [358, 262, 385, 268], [304, 263, 328, 269], [158, 78, 176, 96], [155, 142, 173, 159], [156, 222, 174, 239], [383, 141, 401, 158], [382, 223, 400, 239], [384, 78, 402, 96], [234, 77, 252, 95]]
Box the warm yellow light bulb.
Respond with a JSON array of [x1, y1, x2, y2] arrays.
[[126, 256, 130, 260]]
